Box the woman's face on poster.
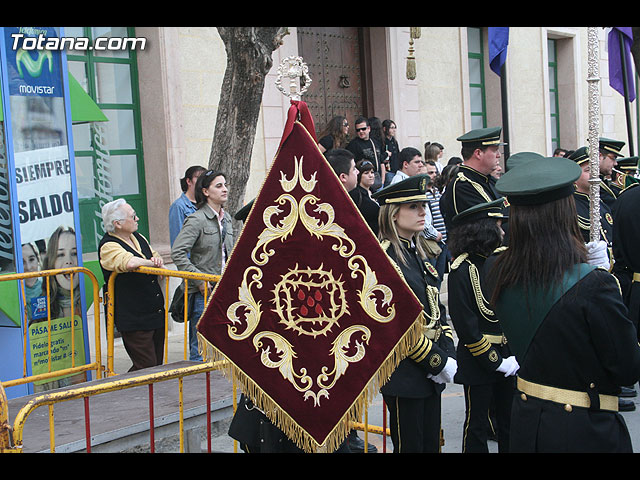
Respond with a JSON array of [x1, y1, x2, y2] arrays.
[[54, 231, 78, 290], [22, 243, 41, 287]]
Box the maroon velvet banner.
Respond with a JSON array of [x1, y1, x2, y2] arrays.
[[197, 102, 424, 452]]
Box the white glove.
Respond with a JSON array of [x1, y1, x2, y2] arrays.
[[428, 357, 458, 384], [585, 240, 610, 270], [496, 356, 520, 377]]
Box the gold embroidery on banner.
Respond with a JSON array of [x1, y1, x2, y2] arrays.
[[272, 265, 347, 338], [251, 194, 298, 266], [230, 153, 399, 406], [348, 255, 396, 323], [253, 331, 313, 393], [318, 325, 371, 391], [299, 194, 356, 257], [280, 156, 318, 193], [227, 266, 263, 340]]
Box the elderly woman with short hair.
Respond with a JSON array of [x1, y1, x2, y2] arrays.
[[98, 198, 165, 372]]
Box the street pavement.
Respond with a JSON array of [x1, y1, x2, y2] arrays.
[[115, 328, 640, 454], [107, 275, 640, 454]]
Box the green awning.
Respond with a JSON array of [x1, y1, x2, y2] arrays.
[[67, 72, 108, 123], [0, 72, 108, 123]]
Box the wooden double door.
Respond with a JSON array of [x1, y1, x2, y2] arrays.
[[297, 27, 373, 135]]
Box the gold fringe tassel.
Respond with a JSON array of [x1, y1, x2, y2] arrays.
[[197, 314, 423, 453]]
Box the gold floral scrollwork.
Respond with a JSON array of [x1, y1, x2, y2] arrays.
[[279, 155, 317, 193], [317, 325, 371, 391], [299, 194, 356, 258], [227, 266, 263, 341], [251, 194, 298, 266], [253, 331, 313, 393], [348, 255, 395, 323]]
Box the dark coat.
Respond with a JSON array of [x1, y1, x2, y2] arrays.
[[448, 252, 513, 385], [492, 262, 640, 452], [379, 237, 456, 398], [439, 165, 504, 230]]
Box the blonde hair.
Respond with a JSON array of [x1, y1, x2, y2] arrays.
[[377, 203, 426, 265]]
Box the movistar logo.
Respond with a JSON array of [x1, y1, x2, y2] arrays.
[[16, 48, 53, 78]]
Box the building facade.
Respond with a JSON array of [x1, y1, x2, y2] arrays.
[[117, 26, 637, 265], [1, 26, 637, 395]]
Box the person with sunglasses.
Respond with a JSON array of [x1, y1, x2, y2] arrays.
[[171, 170, 235, 361], [346, 117, 386, 192]]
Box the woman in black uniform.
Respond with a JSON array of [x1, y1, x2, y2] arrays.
[[372, 174, 457, 453], [487, 157, 640, 453], [447, 198, 517, 453]]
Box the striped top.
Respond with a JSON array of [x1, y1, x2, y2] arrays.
[[426, 188, 447, 242]]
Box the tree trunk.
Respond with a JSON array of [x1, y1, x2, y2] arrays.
[[210, 27, 289, 230]]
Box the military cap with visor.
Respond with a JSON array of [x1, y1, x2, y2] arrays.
[[505, 151, 544, 171], [451, 197, 509, 225], [372, 174, 430, 205], [495, 157, 581, 206], [599, 137, 625, 157], [457, 126, 506, 150], [567, 146, 590, 165], [616, 156, 639, 172]]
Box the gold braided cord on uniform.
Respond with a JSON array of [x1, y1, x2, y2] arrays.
[[424, 285, 442, 324], [450, 253, 496, 322], [453, 172, 493, 215], [467, 259, 497, 322]]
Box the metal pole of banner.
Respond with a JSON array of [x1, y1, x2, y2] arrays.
[[587, 27, 602, 243], [618, 29, 636, 156]]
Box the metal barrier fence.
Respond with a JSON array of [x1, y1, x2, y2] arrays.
[[0, 267, 103, 389], [1, 265, 390, 453], [104, 265, 221, 376]]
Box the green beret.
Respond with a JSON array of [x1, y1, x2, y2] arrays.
[[372, 174, 430, 205], [451, 197, 509, 225], [599, 137, 625, 157], [567, 146, 590, 165], [495, 157, 581, 206], [457, 126, 506, 149], [506, 151, 544, 171], [617, 156, 639, 172], [234, 199, 255, 222]]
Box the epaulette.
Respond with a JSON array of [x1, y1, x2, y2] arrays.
[[450, 253, 468, 271], [493, 246, 508, 254]]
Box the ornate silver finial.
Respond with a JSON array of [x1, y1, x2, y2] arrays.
[[275, 56, 311, 101]]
